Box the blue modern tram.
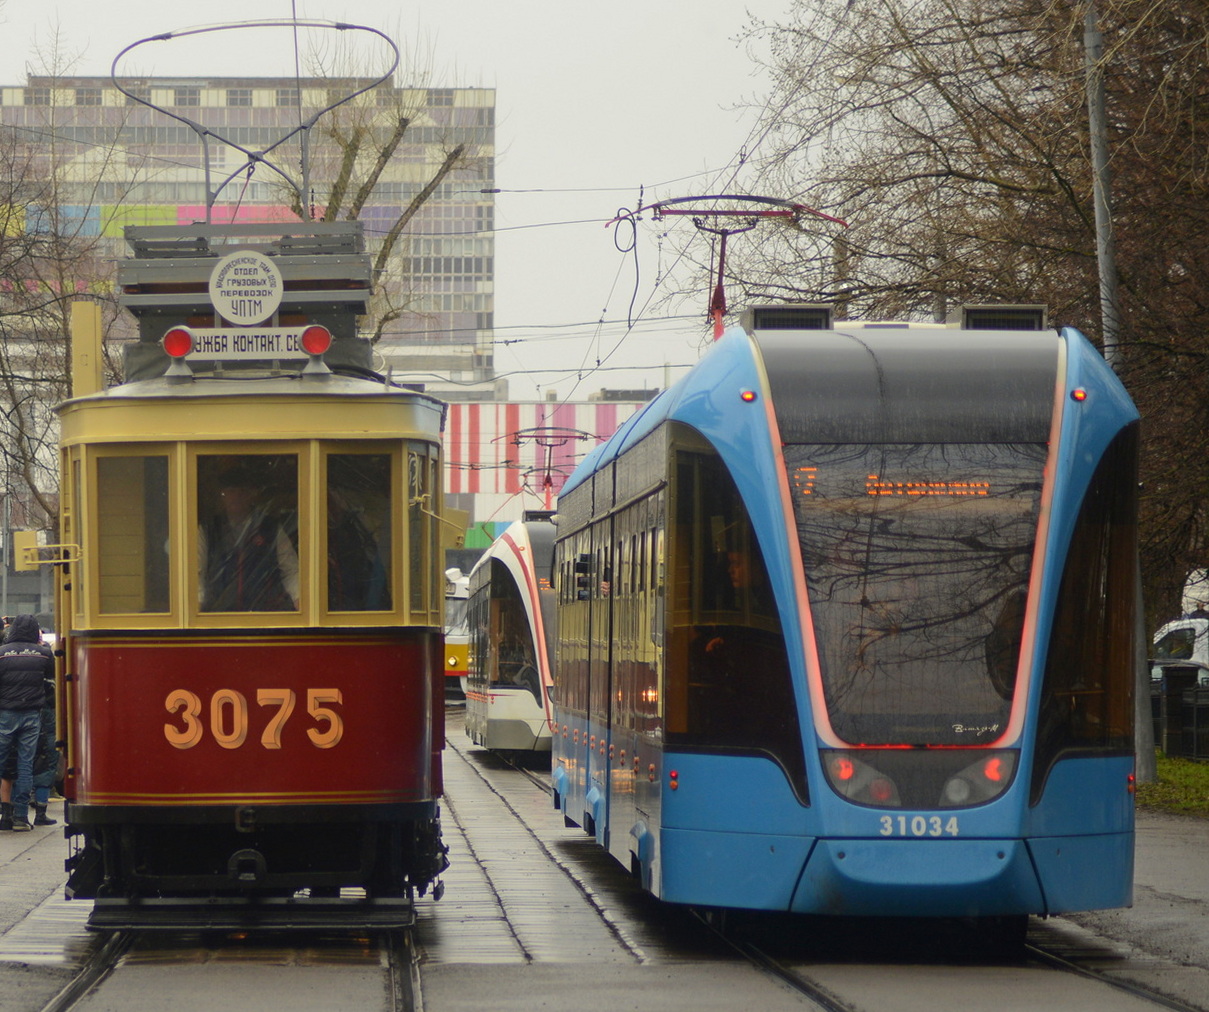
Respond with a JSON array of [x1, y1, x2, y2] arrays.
[[550, 307, 1138, 923]]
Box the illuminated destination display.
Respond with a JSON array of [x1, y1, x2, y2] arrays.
[[791, 465, 992, 499], [865, 477, 990, 496]]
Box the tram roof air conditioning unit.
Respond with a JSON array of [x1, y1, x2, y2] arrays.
[[961, 304, 1048, 331], [742, 305, 833, 333]]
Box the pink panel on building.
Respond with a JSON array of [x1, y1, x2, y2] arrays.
[[448, 405, 463, 494], [552, 402, 580, 494], [441, 400, 645, 502], [468, 404, 481, 494], [176, 205, 298, 224], [505, 403, 522, 494]]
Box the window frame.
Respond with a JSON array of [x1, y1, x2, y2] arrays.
[[320, 444, 399, 619], [82, 443, 180, 626], [188, 443, 310, 627]]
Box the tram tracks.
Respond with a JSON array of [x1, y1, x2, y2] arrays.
[[437, 736, 646, 964], [39, 930, 133, 1012], [704, 914, 1209, 1012], [490, 732, 1209, 1012], [385, 928, 423, 1012], [1025, 938, 1208, 1012], [706, 925, 858, 1012], [34, 927, 421, 1012]]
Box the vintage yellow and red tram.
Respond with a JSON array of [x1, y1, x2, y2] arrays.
[[53, 225, 449, 929]]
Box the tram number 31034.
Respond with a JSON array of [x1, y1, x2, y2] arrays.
[[879, 815, 961, 837], [164, 687, 344, 751]]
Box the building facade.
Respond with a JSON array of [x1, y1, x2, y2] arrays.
[[445, 396, 654, 542], [0, 74, 496, 386], [0, 73, 656, 577]]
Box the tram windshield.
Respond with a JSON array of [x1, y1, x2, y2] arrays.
[[487, 559, 542, 701], [785, 442, 1046, 746], [198, 454, 300, 612], [445, 595, 469, 636]]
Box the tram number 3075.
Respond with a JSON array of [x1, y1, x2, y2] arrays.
[[879, 815, 961, 837], [164, 687, 344, 751]]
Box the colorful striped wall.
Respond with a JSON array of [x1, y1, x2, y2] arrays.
[[443, 399, 647, 522]]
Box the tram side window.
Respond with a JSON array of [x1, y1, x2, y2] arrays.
[[197, 454, 299, 612], [666, 431, 806, 799], [97, 455, 170, 614], [408, 449, 432, 615], [327, 454, 392, 611], [1033, 424, 1138, 801]]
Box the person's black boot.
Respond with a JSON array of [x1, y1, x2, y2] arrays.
[[0, 802, 12, 831], [33, 803, 56, 827]]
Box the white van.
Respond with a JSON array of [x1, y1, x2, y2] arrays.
[[1151, 616, 1209, 687]]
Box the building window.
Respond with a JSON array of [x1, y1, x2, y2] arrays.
[[227, 89, 252, 107], [427, 88, 454, 107], [276, 88, 299, 107], [173, 88, 200, 107], [24, 87, 50, 106], [76, 88, 103, 106], [125, 87, 150, 106]]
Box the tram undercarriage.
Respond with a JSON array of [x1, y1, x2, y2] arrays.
[[66, 803, 448, 930]]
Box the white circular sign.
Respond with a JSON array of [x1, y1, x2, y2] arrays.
[[209, 250, 283, 326]]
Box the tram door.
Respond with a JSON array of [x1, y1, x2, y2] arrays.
[[586, 513, 614, 847]]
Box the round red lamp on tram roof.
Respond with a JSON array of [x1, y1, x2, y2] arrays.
[[301, 325, 332, 356], [162, 327, 193, 358]]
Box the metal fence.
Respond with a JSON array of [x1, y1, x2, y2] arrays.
[[1151, 667, 1209, 760]]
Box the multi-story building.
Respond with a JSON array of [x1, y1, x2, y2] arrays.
[[0, 74, 497, 390], [0, 73, 659, 578]]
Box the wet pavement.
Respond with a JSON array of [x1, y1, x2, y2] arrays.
[[1, 734, 1207, 1011]]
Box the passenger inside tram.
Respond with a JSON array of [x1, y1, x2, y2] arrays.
[[198, 458, 300, 612]]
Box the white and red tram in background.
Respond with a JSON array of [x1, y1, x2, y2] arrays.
[[465, 512, 557, 754]]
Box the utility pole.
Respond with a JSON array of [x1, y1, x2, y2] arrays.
[[1085, 5, 1153, 784], [1084, 2, 1121, 369]]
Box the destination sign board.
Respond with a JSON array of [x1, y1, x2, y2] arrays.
[[184, 327, 312, 361]]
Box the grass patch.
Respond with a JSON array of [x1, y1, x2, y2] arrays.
[[1135, 753, 1209, 818]]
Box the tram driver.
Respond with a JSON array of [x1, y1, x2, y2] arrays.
[[199, 462, 300, 612]]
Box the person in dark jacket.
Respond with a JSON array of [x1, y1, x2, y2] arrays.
[[0, 615, 53, 832], [0, 647, 57, 827]]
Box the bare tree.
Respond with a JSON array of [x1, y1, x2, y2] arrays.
[[0, 58, 143, 530], [729, 0, 1209, 627], [279, 37, 491, 347]]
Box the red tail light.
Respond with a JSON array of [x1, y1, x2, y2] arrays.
[[869, 778, 895, 803]]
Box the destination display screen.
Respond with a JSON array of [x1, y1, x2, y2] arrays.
[[793, 467, 992, 499]]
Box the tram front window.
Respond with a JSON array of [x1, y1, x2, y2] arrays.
[[785, 443, 1046, 746], [97, 455, 170, 614], [327, 454, 392, 611], [198, 454, 299, 612]]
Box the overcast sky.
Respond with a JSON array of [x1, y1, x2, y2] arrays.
[[2, 0, 791, 398]]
